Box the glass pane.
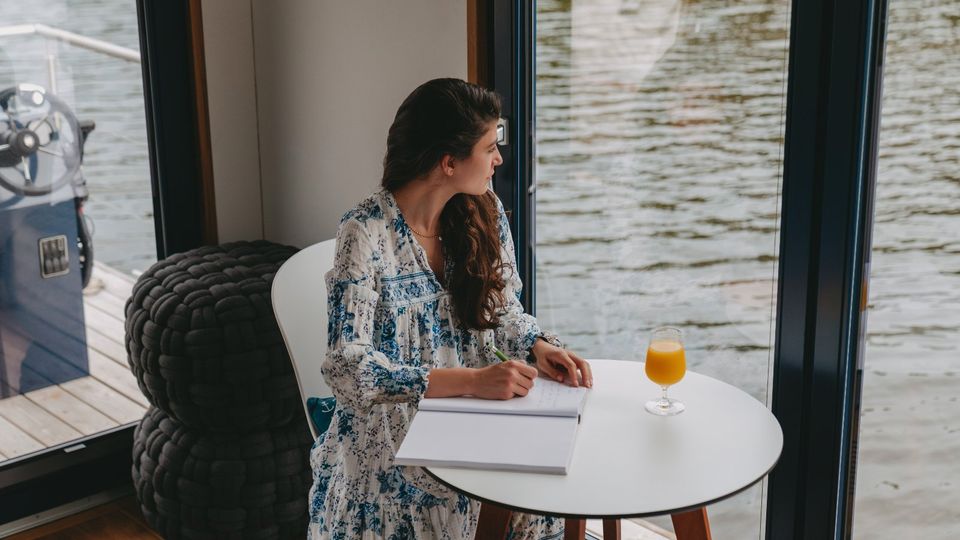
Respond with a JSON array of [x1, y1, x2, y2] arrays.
[[535, 0, 790, 536], [853, 0, 960, 536], [0, 1, 155, 465]]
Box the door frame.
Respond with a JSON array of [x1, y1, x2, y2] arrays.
[[472, 0, 538, 312]]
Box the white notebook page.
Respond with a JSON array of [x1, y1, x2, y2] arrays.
[[418, 379, 588, 417]]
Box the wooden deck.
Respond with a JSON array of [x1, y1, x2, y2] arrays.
[[0, 262, 146, 462]]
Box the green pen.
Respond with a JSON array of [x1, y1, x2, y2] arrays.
[[491, 345, 510, 363]]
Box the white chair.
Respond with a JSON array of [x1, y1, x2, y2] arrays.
[[272, 238, 337, 439]]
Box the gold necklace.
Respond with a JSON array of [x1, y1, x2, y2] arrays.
[[408, 224, 441, 239]]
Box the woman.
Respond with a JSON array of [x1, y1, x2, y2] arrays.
[[309, 78, 593, 539]]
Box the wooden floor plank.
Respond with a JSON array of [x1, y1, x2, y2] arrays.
[[83, 290, 127, 323], [82, 304, 125, 345], [0, 413, 44, 458], [88, 348, 149, 408], [90, 262, 136, 303], [25, 386, 119, 436], [0, 395, 83, 447], [115, 495, 149, 524], [60, 377, 146, 425], [86, 327, 129, 368], [0, 262, 141, 466]]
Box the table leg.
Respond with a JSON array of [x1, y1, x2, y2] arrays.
[[602, 518, 621, 539], [564, 518, 586, 540], [671, 508, 712, 540], [476, 502, 512, 539]]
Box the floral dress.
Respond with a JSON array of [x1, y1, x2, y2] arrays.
[[307, 189, 564, 539]]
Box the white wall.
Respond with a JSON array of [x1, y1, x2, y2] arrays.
[[202, 0, 264, 242], [202, 0, 466, 248], [203, 0, 466, 247]]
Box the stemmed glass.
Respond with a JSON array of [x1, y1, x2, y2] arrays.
[[644, 326, 686, 416]]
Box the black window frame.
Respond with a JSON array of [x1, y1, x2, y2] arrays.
[[491, 0, 889, 538], [767, 0, 887, 537], [0, 0, 208, 524], [488, 0, 536, 310]]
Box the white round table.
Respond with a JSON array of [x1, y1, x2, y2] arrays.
[[425, 359, 783, 539]]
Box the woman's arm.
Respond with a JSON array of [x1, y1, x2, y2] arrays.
[[427, 361, 539, 400], [321, 217, 433, 410]]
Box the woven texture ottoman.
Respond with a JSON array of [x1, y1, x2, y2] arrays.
[[126, 241, 312, 539]]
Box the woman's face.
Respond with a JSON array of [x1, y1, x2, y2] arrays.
[[448, 121, 503, 196]]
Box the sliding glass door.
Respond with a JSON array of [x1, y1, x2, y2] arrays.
[[487, 0, 890, 538], [532, 0, 790, 536]]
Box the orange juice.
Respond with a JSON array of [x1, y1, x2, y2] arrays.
[[645, 340, 686, 385]]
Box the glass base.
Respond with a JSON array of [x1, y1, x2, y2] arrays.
[[645, 397, 685, 416]]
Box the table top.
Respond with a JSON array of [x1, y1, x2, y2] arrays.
[[425, 359, 783, 519]]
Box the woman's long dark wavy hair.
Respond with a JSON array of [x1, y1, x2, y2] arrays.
[[381, 78, 506, 330]]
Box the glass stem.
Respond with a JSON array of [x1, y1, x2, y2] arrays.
[[660, 385, 669, 407]]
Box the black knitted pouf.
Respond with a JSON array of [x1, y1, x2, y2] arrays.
[[133, 407, 310, 540], [126, 241, 312, 539]]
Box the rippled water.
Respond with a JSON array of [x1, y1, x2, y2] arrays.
[[1, 0, 956, 537], [852, 2, 960, 538], [535, 0, 959, 537], [534, 1, 788, 534], [535, 0, 786, 388]]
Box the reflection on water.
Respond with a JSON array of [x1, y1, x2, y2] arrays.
[[536, 0, 959, 537]]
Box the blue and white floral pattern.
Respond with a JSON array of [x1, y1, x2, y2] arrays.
[[309, 189, 563, 539]]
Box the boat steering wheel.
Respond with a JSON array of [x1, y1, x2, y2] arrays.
[[0, 84, 82, 197]]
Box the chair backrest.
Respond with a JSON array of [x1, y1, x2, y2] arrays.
[[271, 238, 337, 439]]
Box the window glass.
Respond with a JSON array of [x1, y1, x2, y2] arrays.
[[535, 0, 790, 535], [853, 0, 960, 535], [0, 0, 155, 465]]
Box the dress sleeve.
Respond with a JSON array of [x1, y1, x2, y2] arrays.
[[320, 217, 430, 411], [491, 195, 544, 363]]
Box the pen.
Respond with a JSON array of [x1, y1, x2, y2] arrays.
[[491, 346, 510, 363]]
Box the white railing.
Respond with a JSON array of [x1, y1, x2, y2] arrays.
[[0, 23, 140, 96], [0, 24, 140, 64]]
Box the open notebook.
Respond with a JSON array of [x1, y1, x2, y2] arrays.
[[395, 379, 589, 475]]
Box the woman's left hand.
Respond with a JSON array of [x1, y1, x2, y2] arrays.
[[531, 340, 593, 388]]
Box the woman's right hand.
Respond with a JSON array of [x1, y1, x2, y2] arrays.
[[472, 360, 538, 400]]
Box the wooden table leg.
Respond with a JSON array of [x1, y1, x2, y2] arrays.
[[602, 518, 621, 540], [671, 508, 712, 540], [564, 518, 586, 540], [476, 502, 512, 539]]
